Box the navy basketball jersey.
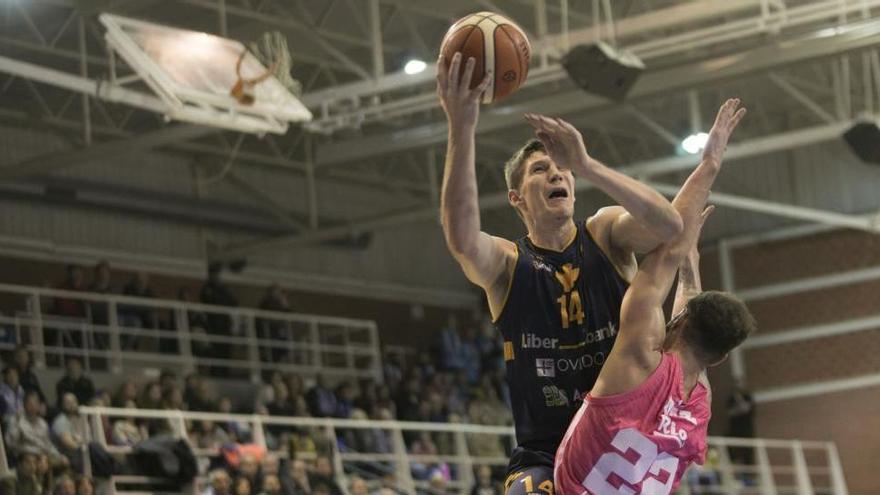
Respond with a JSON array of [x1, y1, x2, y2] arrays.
[[495, 220, 629, 458]]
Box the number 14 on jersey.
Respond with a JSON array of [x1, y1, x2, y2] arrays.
[[557, 290, 586, 329]]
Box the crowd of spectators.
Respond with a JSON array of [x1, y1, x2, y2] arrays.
[[1, 300, 513, 494]]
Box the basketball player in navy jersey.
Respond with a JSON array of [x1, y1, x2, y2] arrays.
[[438, 52, 684, 495]]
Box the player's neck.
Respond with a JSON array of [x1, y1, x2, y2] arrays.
[[671, 346, 706, 398], [527, 218, 577, 252]]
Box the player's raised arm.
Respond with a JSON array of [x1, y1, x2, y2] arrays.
[[596, 99, 746, 391], [672, 206, 713, 316], [438, 54, 514, 302], [524, 114, 683, 255]]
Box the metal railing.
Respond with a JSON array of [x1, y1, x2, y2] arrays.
[[72, 407, 847, 495], [0, 283, 381, 382]]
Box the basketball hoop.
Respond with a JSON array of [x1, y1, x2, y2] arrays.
[[230, 51, 277, 105], [229, 31, 300, 106]]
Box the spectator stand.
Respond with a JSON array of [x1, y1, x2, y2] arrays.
[[0, 283, 382, 384], [75, 406, 849, 495]]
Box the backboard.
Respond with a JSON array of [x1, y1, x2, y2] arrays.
[[100, 13, 312, 135]]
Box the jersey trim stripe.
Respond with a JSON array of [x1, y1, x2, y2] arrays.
[[492, 244, 520, 324]]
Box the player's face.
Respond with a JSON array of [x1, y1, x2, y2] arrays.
[[517, 152, 575, 221]]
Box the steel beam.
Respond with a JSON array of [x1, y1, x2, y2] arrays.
[[0, 124, 216, 180], [315, 18, 880, 166], [647, 182, 880, 233], [219, 118, 867, 256]]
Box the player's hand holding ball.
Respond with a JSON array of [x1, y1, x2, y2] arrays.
[[437, 12, 531, 128]]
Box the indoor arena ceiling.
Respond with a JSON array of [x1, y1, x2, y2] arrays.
[[3, 0, 880, 258]]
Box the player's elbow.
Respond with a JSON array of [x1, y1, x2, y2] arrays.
[[654, 209, 684, 241]]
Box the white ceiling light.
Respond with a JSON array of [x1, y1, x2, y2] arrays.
[[404, 59, 427, 75], [682, 132, 709, 154]]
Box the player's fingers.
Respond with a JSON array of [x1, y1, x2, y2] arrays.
[[554, 117, 580, 137], [448, 52, 462, 91], [535, 130, 555, 150], [436, 55, 448, 91], [474, 71, 492, 100], [460, 57, 477, 94], [730, 107, 747, 129], [700, 205, 716, 222]]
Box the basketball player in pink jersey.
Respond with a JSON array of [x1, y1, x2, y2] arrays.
[[553, 99, 755, 495]]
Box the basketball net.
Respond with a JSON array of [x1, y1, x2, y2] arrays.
[[230, 31, 301, 106]]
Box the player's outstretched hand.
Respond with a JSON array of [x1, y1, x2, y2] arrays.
[[437, 53, 492, 129], [523, 113, 593, 172], [703, 98, 747, 166]]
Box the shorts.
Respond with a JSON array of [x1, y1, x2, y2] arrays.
[[504, 446, 556, 495]]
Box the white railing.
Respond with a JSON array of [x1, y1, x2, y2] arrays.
[[0, 283, 381, 382], [74, 407, 847, 495]]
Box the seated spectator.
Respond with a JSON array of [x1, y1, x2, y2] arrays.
[[33, 453, 55, 494], [306, 375, 337, 418], [259, 474, 282, 495], [257, 284, 293, 363], [410, 432, 444, 481], [218, 397, 252, 443], [311, 456, 343, 495], [192, 419, 230, 450], [51, 265, 87, 318], [289, 459, 311, 494], [138, 381, 163, 410], [111, 400, 148, 446], [159, 369, 178, 397], [55, 358, 95, 410], [190, 380, 217, 413], [259, 452, 280, 479], [200, 263, 237, 368], [233, 477, 252, 495], [438, 315, 463, 372], [163, 387, 184, 411], [76, 476, 94, 495], [88, 260, 114, 327], [350, 475, 369, 495], [53, 475, 76, 495], [0, 365, 25, 424], [13, 346, 45, 403], [460, 327, 481, 384], [113, 380, 139, 408], [203, 468, 231, 495], [471, 465, 502, 495], [1, 452, 39, 495], [177, 287, 211, 358], [119, 272, 159, 349], [51, 393, 88, 470], [236, 453, 260, 490], [334, 382, 355, 419], [289, 428, 317, 460], [5, 391, 68, 469]]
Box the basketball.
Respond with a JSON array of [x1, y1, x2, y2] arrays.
[[439, 11, 531, 104]]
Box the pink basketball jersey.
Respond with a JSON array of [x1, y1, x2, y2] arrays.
[[554, 353, 711, 495]]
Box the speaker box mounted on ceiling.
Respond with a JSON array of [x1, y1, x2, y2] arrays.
[[562, 41, 644, 101], [843, 121, 880, 165]]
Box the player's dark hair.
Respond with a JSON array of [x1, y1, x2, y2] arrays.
[[682, 291, 756, 363], [504, 139, 546, 191]]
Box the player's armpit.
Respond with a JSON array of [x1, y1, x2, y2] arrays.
[[586, 207, 638, 281], [449, 233, 516, 318]]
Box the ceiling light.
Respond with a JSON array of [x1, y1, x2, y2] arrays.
[[404, 59, 427, 75], [682, 132, 709, 154]]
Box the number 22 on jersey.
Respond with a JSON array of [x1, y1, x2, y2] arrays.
[[582, 428, 679, 495]]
